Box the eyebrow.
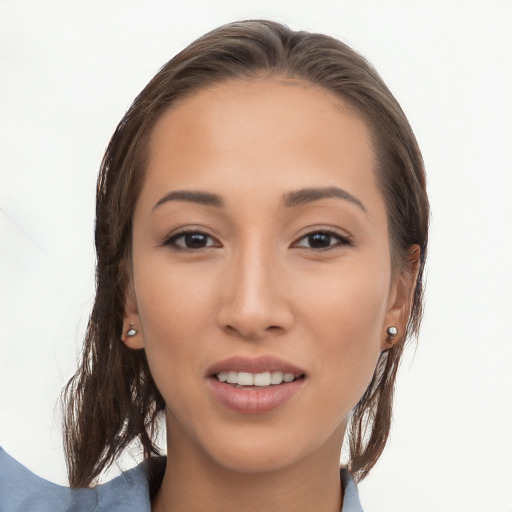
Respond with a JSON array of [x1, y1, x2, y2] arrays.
[[153, 190, 224, 210], [153, 186, 365, 212], [283, 187, 366, 212]]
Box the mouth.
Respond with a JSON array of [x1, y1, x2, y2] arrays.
[[215, 370, 305, 388], [206, 355, 307, 414]]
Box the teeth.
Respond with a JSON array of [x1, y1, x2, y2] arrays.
[[216, 371, 298, 386], [253, 372, 271, 386], [237, 372, 253, 386], [270, 371, 284, 384]]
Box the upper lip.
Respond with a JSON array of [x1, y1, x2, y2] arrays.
[[206, 355, 307, 377]]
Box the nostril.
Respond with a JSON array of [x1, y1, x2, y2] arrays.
[[218, 301, 294, 339]]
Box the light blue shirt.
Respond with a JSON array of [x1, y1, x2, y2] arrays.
[[0, 448, 363, 511]]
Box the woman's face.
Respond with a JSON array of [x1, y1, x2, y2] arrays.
[[126, 78, 407, 473]]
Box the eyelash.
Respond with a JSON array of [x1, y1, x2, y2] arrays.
[[162, 228, 353, 252], [292, 229, 353, 251], [163, 229, 219, 251]]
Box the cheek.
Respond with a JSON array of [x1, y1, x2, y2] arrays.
[[135, 257, 215, 332], [299, 261, 390, 402], [132, 261, 217, 388]]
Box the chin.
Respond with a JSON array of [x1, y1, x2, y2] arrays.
[[192, 419, 344, 476], [209, 439, 307, 475]]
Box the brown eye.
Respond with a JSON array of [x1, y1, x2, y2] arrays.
[[307, 233, 333, 248], [293, 231, 352, 250], [165, 231, 218, 250]]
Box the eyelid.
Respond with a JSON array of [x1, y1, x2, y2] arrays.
[[291, 227, 353, 250], [160, 225, 352, 251], [162, 227, 221, 250]]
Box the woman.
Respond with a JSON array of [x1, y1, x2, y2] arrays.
[[0, 19, 428, 511]]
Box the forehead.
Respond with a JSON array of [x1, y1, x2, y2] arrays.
[[149, 77, 372, 156], [142, 77, 381, 215]]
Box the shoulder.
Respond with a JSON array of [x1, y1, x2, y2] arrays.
[[0, 448, 153, 512], [0, 449, 364, 512], [340, 467, 364, 512]]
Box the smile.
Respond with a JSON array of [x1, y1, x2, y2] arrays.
[[206, 356, 307, 414], [216, 371, 302, 387]]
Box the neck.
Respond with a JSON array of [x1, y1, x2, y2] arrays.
[[153, 426, 344, 512]]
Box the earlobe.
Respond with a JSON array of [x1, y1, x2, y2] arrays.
[[381, 244, 421, 351], [122, 319, 144, 349], [121, 281, 145, 349]]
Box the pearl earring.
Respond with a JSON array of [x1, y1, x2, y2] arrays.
[[386, 326, 398, 339]]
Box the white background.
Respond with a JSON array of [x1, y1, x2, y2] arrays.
[[1, 1, 511, 511]]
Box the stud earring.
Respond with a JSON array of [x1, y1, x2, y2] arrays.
[[386, 326, 398, 339], [127, 325, 138, 337]]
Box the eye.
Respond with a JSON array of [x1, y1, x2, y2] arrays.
[[164, 230, 219, 250], [293, 230, 352, 250]]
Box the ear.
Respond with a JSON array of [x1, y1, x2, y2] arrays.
[[121, 279, 145, 349], [381, 244, 421, 351]]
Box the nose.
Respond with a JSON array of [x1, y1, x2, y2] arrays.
[[217, 244, 294, 340]]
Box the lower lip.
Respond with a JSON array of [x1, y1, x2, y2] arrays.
[[207, 377, 306, 414]]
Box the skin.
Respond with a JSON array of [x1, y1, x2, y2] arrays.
[[123, 77, 417, 512]]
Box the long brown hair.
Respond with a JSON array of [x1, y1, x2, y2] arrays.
[[63, 19, 429, 487]]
